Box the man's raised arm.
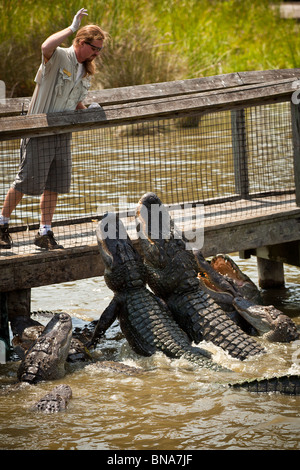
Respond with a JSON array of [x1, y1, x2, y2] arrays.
[[41, 8, 88, 61]]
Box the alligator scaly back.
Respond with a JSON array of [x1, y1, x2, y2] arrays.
[[91, 213, 229, 372], [31, 384, 72, 412], [136, 193, 265, 361]]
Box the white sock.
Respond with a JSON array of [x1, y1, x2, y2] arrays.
[[39, 224, 51, 236], [0, 215, 10, 225]]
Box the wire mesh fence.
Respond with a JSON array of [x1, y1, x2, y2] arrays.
[[0, 100, 296, 255]]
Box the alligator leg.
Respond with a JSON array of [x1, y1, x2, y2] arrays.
[[90, 297, 121, 346]]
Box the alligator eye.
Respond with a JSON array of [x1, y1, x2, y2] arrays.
[[58, 313, 70, 322]]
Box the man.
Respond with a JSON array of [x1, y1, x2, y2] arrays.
[[0, 8, 108, 250]]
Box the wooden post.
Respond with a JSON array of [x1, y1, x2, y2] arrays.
[[291, 102, 300, 206], [257, 257, 285, 289], [0, 293, 10, 360], [231, 109, 249, 198], [6, 288, 31, 321]]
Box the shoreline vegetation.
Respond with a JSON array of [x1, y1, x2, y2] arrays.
[[1, 0, 300, 97]]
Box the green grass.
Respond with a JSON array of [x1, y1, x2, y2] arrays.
[[1, 0, 300, 97]]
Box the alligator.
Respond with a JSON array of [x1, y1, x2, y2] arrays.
[[135, 192, 266, 361], [196, 253, 261, 312], [31, 384, 72, 413], [12, 324, 45, 359], [196, 252, 245, 315], [210, 254, 261, 303], [232, 297, 299, 343], [17, 312, 73, 384], [195, 251, 299, 343], [89, 361, 145, 375], [12, 315, 92, 363], [30, 362, 142, 412], [89, 213, 228, 372]]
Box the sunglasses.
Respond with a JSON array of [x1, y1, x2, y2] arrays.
[[85, 41, 103, 52]]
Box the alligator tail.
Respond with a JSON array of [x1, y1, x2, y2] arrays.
[[160, 338, 230, 372], [230, 374, 300, 395], [180, 348, 231, 373]]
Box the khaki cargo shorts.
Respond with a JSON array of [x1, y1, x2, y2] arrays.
[[13, 134, 72, 196]]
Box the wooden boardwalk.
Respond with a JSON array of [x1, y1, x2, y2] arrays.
[[0, 193, 297, 255], [0, 192, 299, 294]]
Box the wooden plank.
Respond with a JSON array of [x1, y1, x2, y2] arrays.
[[0, 98, 31, 117], [0, 77, 298, 141], [0, 72, 244, 116], [87, 69, 300, 104], [88, 70, 300, 104], [278, 3, 300, 19], [231, 109, 249, 198], [2, 69, 300, 116], [237, 68, 300, 84], [202, 211, 300, 256], [0, 246, 104, 292], [87, 72, 244, 105]]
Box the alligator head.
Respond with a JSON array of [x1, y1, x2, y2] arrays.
[[17, 312, 72, 384], [209, 254, 262, 303], [136, 192, 185, 262], [195, 250, 238, 309], [232, 297, 299, 342], [136, 192, 199, 296], [97, 212, 147, 292]]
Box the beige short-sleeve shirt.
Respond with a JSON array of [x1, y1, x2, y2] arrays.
[[28, 45, 91, 115]]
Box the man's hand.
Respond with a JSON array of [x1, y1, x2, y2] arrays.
[[69, 8, 88, 33]]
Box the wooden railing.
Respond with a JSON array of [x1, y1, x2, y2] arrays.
[[2, 69, 300, 201]]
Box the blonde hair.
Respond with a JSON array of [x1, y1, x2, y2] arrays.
[[73, 24, 109, 76]]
